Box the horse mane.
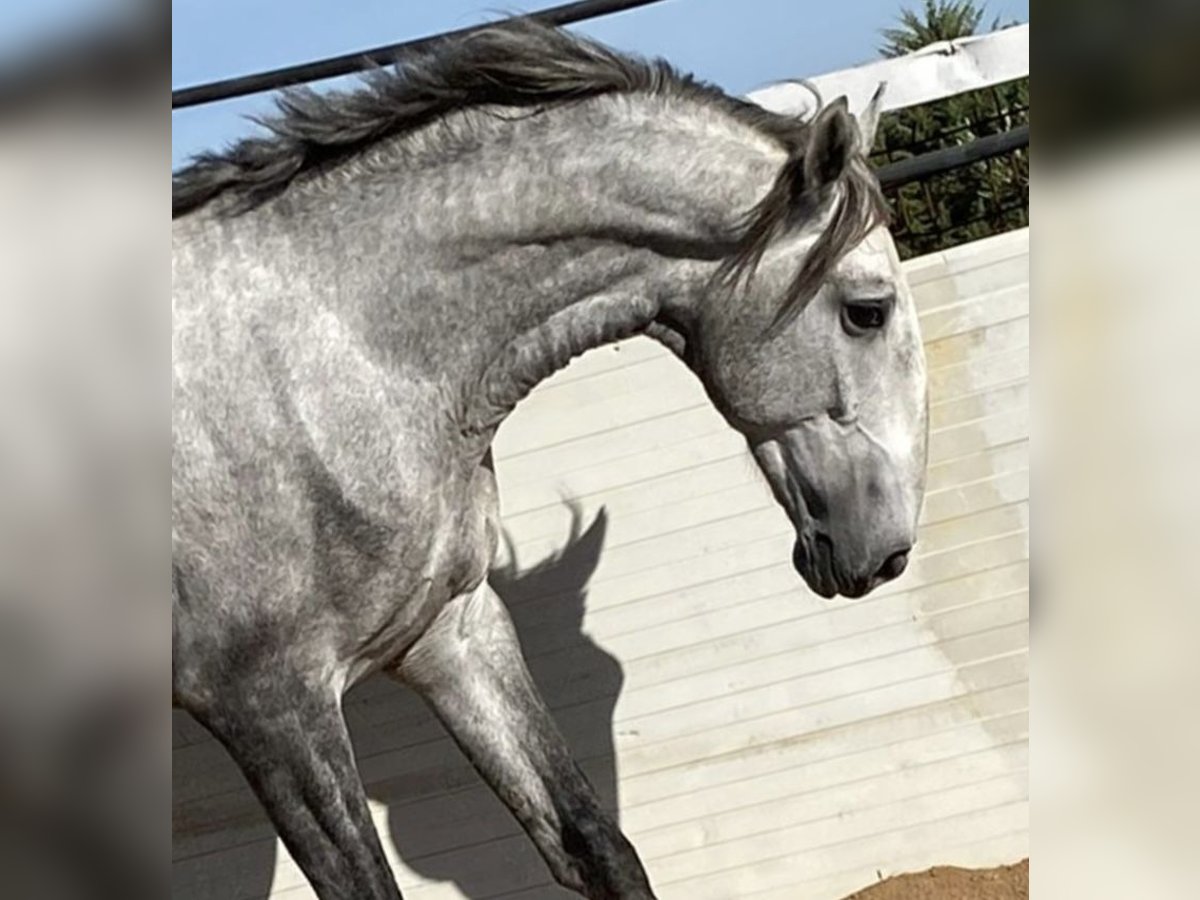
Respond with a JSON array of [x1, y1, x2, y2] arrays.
[[172, 18, 885, 319]]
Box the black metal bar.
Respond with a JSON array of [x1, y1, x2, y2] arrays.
[[875, 123, 1029, 188], [172, 0, 672, 110]]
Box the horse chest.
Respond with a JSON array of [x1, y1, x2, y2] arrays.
[[337, 460, 499, 675]]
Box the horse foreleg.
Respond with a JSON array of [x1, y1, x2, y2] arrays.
[[395, 582, 656, 900], [190, 673, 401, 900]]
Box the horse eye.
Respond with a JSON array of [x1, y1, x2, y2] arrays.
[[841, 299, 890, 336]]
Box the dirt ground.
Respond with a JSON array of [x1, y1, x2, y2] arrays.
[[841, 859, 1028, 900]]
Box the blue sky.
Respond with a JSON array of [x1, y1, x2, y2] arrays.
[[169, 0, 1028, 169]]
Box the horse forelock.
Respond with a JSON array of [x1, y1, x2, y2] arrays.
[[712, 145, 889, 332]]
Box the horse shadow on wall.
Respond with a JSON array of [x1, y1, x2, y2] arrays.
[[172, 506, 624, 899]]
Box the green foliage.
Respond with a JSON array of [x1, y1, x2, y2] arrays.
[[879, 0, 987, 57], [873, 1, 1029, 259]]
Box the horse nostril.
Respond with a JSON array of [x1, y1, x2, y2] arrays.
[[814, 532, 835, 567], [876, 548, 910, 581]]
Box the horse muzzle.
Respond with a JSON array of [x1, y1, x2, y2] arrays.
[[792, 531, 911, 599], [753, 420, 922, 600]]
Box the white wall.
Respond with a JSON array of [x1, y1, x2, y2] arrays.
[[173, 227, 1030, 899], [747, 23, 1028, 118]]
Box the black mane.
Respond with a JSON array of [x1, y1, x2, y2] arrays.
[[172, 19, 887, 320], [172, 20, 803, 218]]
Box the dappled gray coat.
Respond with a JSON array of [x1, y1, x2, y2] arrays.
[[172, 20, 926, 900]]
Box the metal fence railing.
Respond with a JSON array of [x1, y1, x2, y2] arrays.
[[872, 78, 1029, 259], [171, 0, 670, 109]]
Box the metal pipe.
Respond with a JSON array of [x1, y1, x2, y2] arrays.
[[172, 0, 672, 109], [876, 124, 1029, 188]]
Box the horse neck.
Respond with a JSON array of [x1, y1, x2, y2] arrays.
[[341, 95, 787, 441]]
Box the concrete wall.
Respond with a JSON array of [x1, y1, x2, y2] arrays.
[[173, 227, 1029, 899]]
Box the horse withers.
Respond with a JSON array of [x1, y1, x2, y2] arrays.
[[172, 21, 926, 900]]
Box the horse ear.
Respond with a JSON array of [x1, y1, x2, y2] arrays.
[[803, 96, 855, 191], [856, 82, 887, 154]]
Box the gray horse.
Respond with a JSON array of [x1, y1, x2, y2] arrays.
[[172, 21, 927, 900]]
